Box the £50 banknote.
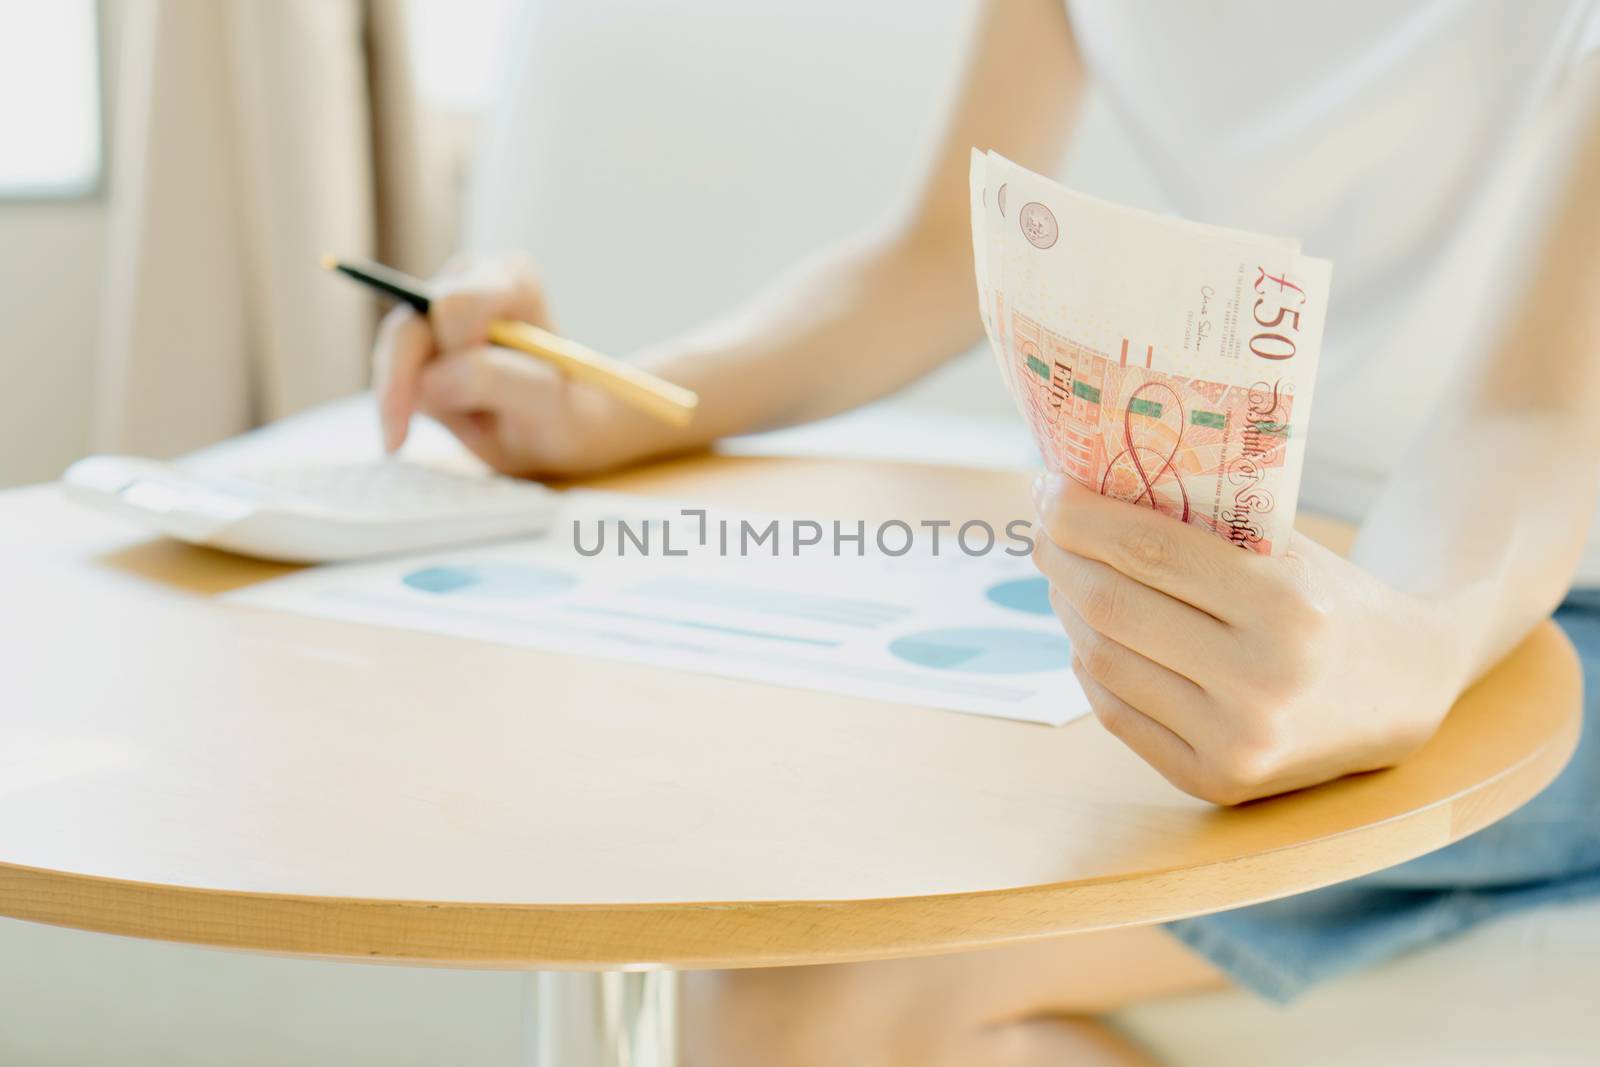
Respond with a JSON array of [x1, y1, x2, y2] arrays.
[[971, 150, 1333, 557]]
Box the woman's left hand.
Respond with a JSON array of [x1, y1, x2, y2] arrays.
[[1031, 473, 1467, 805]]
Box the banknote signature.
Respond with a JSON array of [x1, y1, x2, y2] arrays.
[[1222, 379, 1288, 549]]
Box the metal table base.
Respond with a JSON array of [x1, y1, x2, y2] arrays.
[[522, 971, 679, 1067]]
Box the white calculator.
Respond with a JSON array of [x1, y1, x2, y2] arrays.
[[63, 455, 558, 563]]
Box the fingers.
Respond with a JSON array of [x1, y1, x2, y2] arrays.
[[419, 409, 517, 474], [1051, 589, 1217, 746], [418, 346, 566, 416], [415, 348, 574, 477], [372, 306, 434, 453], [1033, 535, 1237, 685], [428, 254, 552, 355], [1073, 664, 1204, 794], [1032, 473, 1284, 624], [370, 253, 554, 454]]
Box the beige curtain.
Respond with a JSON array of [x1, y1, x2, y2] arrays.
[[93, 0, 448, 457]]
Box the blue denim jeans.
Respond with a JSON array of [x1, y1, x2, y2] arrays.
[[1165, 589, 1600, 1002]]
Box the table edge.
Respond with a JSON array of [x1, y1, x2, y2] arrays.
[[0, 628, 1579, 969]]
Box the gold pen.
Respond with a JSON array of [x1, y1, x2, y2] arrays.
[[322, 255, 699, 427]]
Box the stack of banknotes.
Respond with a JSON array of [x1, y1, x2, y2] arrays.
[[970, 150, 1333, 557]]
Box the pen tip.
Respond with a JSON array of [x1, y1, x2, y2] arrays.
[[319, 254, 339, 271]]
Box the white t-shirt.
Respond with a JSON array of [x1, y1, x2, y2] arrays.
[[1067, 0, 1600, 584]]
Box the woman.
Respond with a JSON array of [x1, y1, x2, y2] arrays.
[[374, 1, 1600, 1063]]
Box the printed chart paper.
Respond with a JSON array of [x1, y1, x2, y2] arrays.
[[226, 492, 1090, 726]]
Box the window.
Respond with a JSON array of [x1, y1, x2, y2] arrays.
[[0, 0, 102, 197]]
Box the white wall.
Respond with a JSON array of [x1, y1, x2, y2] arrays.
[[0, 199, 104, 486], [0, 919, 520, 1066], [0, 0, 119, 489]]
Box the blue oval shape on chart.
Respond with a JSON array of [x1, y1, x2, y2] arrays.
[[402, 562, 578, 598], [889, 627, 1070, 674], [986, 576, 1053, 616]]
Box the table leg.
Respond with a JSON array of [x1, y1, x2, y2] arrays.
[[521, 970, 679, 1067]]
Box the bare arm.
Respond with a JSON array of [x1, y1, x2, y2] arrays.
[[376, 0, 1086, 474], [631, 0, 1086, 445], [1353, 56, 1600, 687]]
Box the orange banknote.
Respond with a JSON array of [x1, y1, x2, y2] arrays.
[[972, 151, 1333, 556]]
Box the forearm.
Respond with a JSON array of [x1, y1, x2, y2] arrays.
[[632, 221, 982, 447], [622, 0, 1086, 453], [1353, 410, 1600, 689]]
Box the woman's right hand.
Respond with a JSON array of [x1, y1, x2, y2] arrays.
[[372, 253, 680, 479]]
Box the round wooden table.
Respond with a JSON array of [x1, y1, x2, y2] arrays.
[[0, 452, 1582, 1066]]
